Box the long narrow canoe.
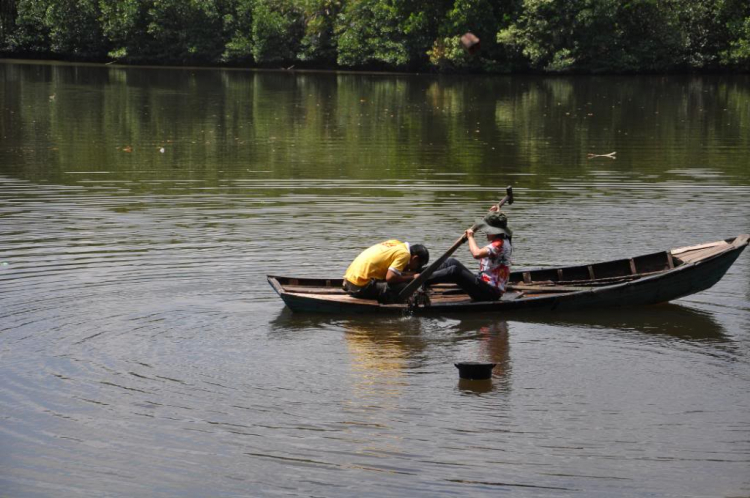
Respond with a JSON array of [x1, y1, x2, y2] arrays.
[[267, 235, 749, 315]]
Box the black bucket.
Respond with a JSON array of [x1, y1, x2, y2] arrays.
[[455, 362, 496, 380]]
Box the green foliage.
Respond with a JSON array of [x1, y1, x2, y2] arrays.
[[145, 0, 229, 64], [722, 16, 750, 69], [251, 0, 304, 64], [429, 0, 522, 72], [397, 0, 453, 67], [99, 0, 152, 61], [497, 0, 635, 72], [719, 0, 750, 69], [8, 0, 51, 53], [498, 0, 750, 73], [334, 0, 448, 69], [1, 0, 749, 72], [46, 0, 106, 57], [297, 0, 341, 64], [427, 35, 470, 70], [0, 0, 18, 48], [223, 0, 254, 62], [335, 0, 410, 67], [100, 0, 230, 64], [6, 0, 105, 57]]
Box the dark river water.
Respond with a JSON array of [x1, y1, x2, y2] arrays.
[[1, 60, 749, 497]]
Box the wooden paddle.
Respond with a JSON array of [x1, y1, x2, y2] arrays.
[[396, 186, 515, 303]]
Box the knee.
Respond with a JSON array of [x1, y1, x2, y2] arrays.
[[444, 264, 461, 277], [446, 258, 468, 271], [435, 257, 458, 273], [442, 258, 460, 272]]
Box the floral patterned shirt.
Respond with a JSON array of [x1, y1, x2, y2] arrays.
[[478, 238, 512, 292]]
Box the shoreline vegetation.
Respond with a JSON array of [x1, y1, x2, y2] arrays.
[[1, 1, 749, 75]]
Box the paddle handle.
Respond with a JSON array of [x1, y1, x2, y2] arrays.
[[396, 187, 514, 303], [395, 225, 479, 302]]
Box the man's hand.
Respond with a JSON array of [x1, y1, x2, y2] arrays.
[[465, 228, 475, 239], [387, 269, 420, 283]]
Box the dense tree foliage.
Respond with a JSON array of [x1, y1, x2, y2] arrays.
[[1, 0, 748, 72]]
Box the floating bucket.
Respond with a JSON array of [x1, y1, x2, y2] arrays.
[[454, 362, 496, 380]]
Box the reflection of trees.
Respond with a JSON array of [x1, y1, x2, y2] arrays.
[[2, 62, 749, 195]]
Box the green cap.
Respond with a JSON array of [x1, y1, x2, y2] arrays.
[[475, 211, 512, 237]]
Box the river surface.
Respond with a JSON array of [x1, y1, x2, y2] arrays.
[[1, 60, 749, 497]]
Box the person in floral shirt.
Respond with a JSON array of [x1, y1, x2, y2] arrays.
[[425, 208, 512, 301]]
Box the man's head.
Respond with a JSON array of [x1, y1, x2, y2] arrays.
[[409, 244, 429, 271]]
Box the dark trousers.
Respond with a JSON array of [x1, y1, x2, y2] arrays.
[[426, 258, 501, 302], [343, 279, 407, 303]]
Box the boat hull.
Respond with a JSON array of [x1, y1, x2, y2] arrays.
[[268, 235, 749, 315]]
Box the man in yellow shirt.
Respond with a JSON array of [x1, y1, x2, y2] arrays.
[[343, 240, 429, 302]]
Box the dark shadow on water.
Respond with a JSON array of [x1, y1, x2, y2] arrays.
[[271, 302, 729, 344], [503, 303, 730, 343], [269, 307, 423, 335], [269, 307, 346, 333]]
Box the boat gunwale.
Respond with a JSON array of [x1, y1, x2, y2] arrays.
[[267, 234, 749, 312]]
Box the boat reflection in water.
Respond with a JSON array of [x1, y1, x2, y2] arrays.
[[505, 303, 729, 343], [270, 301, 729, 384], [340, 318, 430, 403], [270, 309, 430, 395], [442, 303, 731, 392]]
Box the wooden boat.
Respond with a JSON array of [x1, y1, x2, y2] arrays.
[[267, 235, 749, 315]]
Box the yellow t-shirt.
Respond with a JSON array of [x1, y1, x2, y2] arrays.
[[344, 240, 411, 287]]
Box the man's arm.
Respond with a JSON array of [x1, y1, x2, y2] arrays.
[[385, 269, 419, 283]]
